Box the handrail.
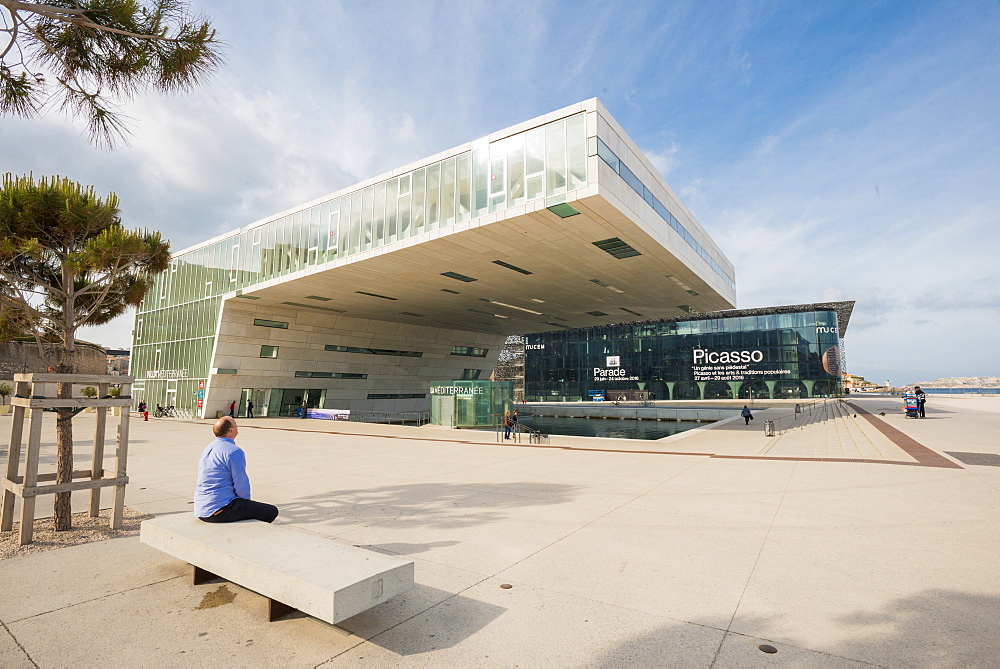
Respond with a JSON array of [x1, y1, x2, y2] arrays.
[[346, 411, 429, 426], [767, 398, 841, 436]]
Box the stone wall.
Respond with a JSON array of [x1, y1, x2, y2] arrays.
[[0, 341, 108, 380]]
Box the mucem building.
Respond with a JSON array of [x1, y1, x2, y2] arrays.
[[130, 98, 778, 419], [519, 302, 853, 402]]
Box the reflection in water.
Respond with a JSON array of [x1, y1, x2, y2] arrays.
[[519, 415, 704, 441]]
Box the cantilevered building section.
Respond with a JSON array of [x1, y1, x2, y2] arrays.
[[131, 99, 736, 418]]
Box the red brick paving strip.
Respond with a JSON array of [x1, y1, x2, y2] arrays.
[[845, 401, 962, 469]]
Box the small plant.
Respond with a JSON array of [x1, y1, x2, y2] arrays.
[[0, 383, 11, 405], [81, 386, 98, 399], [108, 387, 122, 398]]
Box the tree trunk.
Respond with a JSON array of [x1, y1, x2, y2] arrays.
[[54, 268, 78, 531], [53, 381, 74, 531]]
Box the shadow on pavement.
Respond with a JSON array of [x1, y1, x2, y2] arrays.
[[338, 585, 506, 657], [590, 587, 1000, 666], [278, 482, 580, 529]]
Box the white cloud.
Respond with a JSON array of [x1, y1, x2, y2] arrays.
[[644, 142, 680, 179]]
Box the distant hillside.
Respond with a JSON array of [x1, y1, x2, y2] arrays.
[[916, 376, 1000, 387]]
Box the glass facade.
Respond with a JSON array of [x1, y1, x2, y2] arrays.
[[429, 380, 513, 427], [524, 309, 843, 401], [133, 113, 589, 412]]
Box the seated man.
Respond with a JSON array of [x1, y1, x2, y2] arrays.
[[194, 416, 278, 523]]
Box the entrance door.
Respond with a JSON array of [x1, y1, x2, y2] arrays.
[[433, 394, 456, 427]]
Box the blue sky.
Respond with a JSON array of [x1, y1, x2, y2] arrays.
[[4, 0, 998, 385]]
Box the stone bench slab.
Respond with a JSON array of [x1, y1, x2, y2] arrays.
[[140, 514, 414, 625]]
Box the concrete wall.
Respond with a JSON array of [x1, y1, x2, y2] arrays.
[[0, 341, 107, 380], [203, 300, 507, 417]]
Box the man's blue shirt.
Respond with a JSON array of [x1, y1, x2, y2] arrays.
[[193, 437, 251, 518]]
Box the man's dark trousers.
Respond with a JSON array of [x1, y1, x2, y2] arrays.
[[200, 497, 278, 523]]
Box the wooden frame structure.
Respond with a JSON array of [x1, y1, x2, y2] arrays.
[[1, 373, 133, 545]]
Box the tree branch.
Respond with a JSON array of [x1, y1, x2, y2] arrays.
[[1, 0, 197, 43], [0, 4, 18, 61]]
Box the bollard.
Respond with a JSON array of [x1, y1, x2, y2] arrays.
[[763, 420, 775, 437]]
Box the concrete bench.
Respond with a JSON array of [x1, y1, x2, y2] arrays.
[[140, 514, 414, 624]]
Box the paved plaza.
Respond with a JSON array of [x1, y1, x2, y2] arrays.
[[2, 394, 999, 667]]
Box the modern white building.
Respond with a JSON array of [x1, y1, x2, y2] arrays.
[[131, 99, 736, 419]]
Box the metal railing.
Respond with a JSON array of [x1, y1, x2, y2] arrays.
[[344, 411, 429, 426], [493, 415, 548, 444], [765, 399, 843, 436]]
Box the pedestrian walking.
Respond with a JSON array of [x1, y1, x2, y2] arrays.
[[247, 399, 254, 418], [229, 400, 236, 417], [741, 405, 753, 425], [139, 400, 148, 422]]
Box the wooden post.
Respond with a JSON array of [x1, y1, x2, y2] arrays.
[[1, 380, 28, 532], [18, 403, 45, 545], [111, 381, 131, 530], [89, 382, 109, 518]]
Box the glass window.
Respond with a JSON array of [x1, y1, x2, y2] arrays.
[[461, 368, 482, 380], [291, 212, 304, 271], [526, 127, 545, 201], [274, 217, 287, 275], [545, 119, 567, 196], [451, 345, 488, 357], [489, 157, 505, 196], [338, 195, 351, 258], [253, 318, 288, 329], [411, 168, 426, 235], [456, 153, 471, 222], [567, 113, 587, 190], [596, 137, 620, 172], [440, 157, 456, 227], [361, 186, 374, 251], [426, 163, 440, 230], [349, 190, 363, 254], [260, 345, 279, 358], [327, 199, 341, 259], [385, 179, 398, 242], [373, 182, 386, 247], [472, 148, 488, 217], [398, 188, 411, 239], [526, 127, 544, 176], [507, 133, 525, 205]]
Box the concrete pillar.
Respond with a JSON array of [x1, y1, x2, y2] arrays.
[[765, 380, 777, 399]]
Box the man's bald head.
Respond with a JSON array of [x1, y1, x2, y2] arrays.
[[213, 416, 237, 438]]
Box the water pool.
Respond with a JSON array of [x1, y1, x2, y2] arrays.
[[516, 415, 705, 440]]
